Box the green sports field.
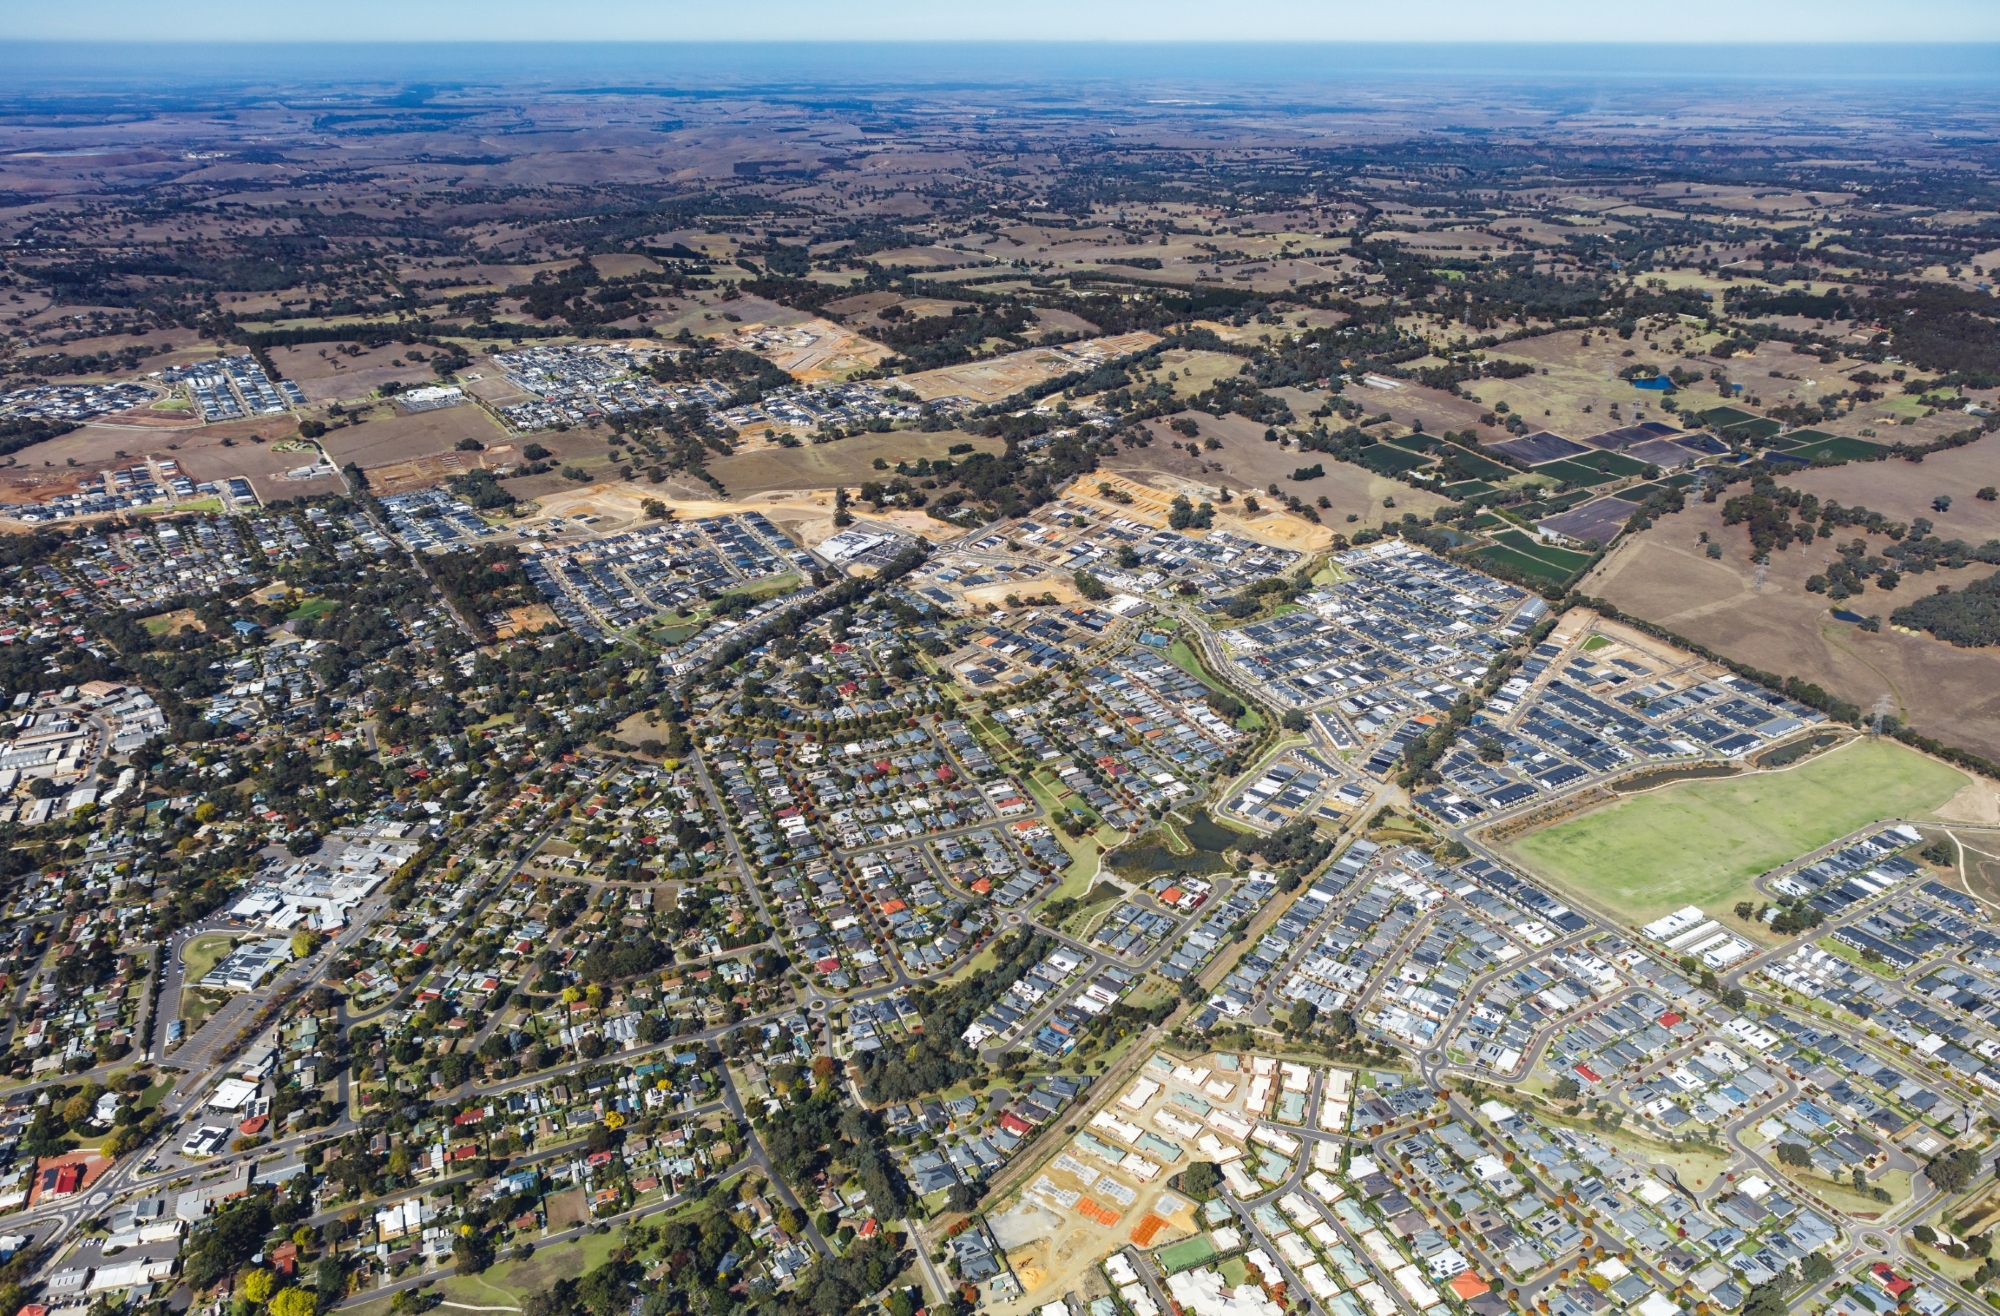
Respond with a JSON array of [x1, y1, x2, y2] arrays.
[[1157, 1236, 1221, 1273], [1503, 739, 1966, 928]]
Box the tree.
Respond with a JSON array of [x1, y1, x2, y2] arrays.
[[1742, 1279, 1789, 1316], [522, 442, 552, 461], [291, 930, 322, 959], [1280, 710, 1308, 732], [239, 1269, 276, 1304], [1800, 1252, 1834, 1284], [1773, 1141, 1812, 1169], [1289, 1001, 1319, 1034], [1926, 1146, 1984, 1194], [1072, 570, 1110, 601], [1182, 1162, 1220, 1198], [946, 1183, 975, 1213], [1550, 1076, 1581, 1101], [270, 1288, 317, 1316]]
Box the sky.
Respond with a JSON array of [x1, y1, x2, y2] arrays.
[[4, 0, 1999, 44]]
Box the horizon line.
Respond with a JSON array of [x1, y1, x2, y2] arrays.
[[7, 36, 2000, 45]]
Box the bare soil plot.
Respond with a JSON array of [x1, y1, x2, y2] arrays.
[[703, 429, 1004, 496], [729, 317, 891, 382], [321, 405, 513, 471], [0, 416, 306, 509], [365, 443, 521, 496], [1585, 497, 2000, 764]]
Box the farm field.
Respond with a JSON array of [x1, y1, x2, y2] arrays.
[[1780, 438, 2000, 541], [320, 403, 513, 471], [1584, 494, 2000, 765], [1503, 738, 1968, 927]]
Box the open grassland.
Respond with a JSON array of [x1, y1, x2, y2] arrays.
[[1503, 739, 1968, 927]]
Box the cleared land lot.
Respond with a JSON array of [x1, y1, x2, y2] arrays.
[[1503, 738, 1968, 927], [703, 429, 1004, 496], [270, 342, 437, 404], [1585, 495, 2000, 765], [321, 405, 513, 470], [1104, 413, 1448, 529]]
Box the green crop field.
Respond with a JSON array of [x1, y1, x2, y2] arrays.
[[1492, 529, 1593, 570], [1533, 459, 1619, 487], [1700, 407, 1760, 429], [1439, 445, 1516, 480], [1474, 544, 1576, 585], [1444, 481, 1499, 499], [1722, 417, 1783, 442], [1792, 435, 1889, 463], [1504, 739, 1967, 927], [1355, 444, 1433, 476]]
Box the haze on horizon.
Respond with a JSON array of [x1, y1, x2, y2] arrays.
[[4, 0, 2000, 45]]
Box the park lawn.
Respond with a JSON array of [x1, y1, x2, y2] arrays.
[[285, 597, 340, 622], [439, 1218, 639, 1308], [181, 933, 239, 984], [1504, 739, 1967, 927], [1164, 638, 1265, 730]]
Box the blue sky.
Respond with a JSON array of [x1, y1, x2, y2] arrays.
[[4, 1, 1998, 43]]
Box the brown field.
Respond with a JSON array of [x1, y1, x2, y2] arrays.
[[1062, 471, 1338, 553], [1120, 348, 1247, 401], [590, 253, 663, 279], [1103, 411, 1449, 528], [1783, 440, 2000, 540], [1585, 496, 2000, 765], [898, 332, 1160, 405], [269, 341, 444, 405], [364, 443, 521, 496], [0, 414, 305, 507], [512, 482, 916, 552], [701, 429, 1004, 497], [319, 404, 513, 471]]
